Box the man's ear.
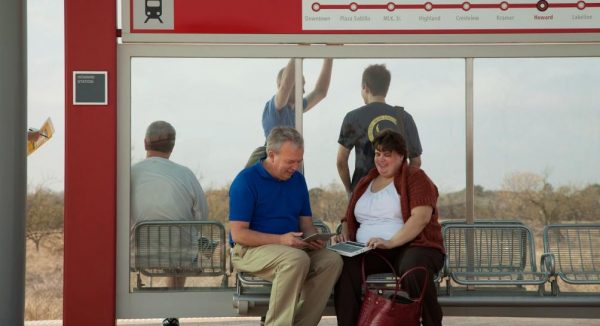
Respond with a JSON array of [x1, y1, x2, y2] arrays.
[[267, 150, 275, 162], [144, 139, 150, 151]]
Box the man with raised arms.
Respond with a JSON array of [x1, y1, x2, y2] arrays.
[[262, 58, 333, 138]]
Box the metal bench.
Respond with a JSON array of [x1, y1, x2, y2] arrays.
[[342, 220, 525, 290], [443, 224, 551, 295], [438, 219, 524, 286], [231, 221, 600, 318], [543, 224, 600, 295], [440, 219, 524, 228], [132, 220, 227, 290], [233, 219, 332, 314]]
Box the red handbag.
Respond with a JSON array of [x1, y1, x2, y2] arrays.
[[357, 252, 429, 326]]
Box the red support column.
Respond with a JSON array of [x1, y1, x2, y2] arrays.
[[64, 0, 117, 325]]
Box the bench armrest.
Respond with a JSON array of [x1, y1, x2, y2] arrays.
[[540, 252, 555, 276]]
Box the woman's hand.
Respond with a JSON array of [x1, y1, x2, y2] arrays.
[[335, 221, 349, 243], [367, 237, 394, 249]]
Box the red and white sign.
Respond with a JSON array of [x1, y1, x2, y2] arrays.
[[123, 0, 600, 42], [303, 0, 600, 30]]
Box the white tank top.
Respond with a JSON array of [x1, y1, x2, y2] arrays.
[[354, 180, 404, 243]]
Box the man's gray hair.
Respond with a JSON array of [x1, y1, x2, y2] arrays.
[[144, 120, 176, 153], [266, 127, 304, 153]]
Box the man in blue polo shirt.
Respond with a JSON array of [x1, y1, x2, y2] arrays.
[[230, 127, 343, 326]]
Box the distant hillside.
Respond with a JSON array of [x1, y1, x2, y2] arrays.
[[438, 182, 600, 225]]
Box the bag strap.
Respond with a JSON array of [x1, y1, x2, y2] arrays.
[[398, 266, 429, 303], [361, 251, 430, 302], [361, 251, 400, 297]]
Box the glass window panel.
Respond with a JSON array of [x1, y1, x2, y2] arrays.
[[128, 57, 466, 292], [474, 58, 600, 225], [129, 58, 289, 292]]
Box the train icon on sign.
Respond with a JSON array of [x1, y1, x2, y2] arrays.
[[145, 0, 163, 23]]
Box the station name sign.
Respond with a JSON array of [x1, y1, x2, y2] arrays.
[[123, 0, 600, 43], [73, 71, 108, 106]]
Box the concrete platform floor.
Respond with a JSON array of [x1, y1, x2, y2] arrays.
[[25, 316, 600, 326]]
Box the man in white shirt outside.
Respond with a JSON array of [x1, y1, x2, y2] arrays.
[[131, 121, 208, 326]]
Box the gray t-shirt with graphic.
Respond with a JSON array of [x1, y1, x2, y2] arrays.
[[338, 102, 422, 191]]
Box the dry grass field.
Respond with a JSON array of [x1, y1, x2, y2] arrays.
[[25, 233, 63, 320]]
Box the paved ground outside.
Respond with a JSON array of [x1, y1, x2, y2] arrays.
[[25, 316, 600, 326]]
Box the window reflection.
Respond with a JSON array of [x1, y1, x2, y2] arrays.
[[128, 58, 466, 291]]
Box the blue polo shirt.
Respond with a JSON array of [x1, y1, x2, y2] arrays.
[[229, 161, 312, 245]]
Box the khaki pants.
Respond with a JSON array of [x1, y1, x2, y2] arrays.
[[232, 244, 343, 326]]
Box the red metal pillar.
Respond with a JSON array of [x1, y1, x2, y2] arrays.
[[64, 0, 117, 324]]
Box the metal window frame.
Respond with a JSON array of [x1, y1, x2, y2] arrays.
[[117, 42, 600, 318]]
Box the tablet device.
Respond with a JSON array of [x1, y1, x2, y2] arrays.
[[301, 233, 335, 242], [328, 241, 372, 257]]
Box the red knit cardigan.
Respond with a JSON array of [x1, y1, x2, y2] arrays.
[[344, 162, 445, 253]]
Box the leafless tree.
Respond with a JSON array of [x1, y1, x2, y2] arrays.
[[26, 186, 63, 251]]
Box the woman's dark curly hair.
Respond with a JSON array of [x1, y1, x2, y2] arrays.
[[371, 129, 407, 162]]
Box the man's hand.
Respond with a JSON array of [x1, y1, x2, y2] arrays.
[[28, 129, 41, 142], [280, 232, 307, 249], [305, 239, 326, 251]]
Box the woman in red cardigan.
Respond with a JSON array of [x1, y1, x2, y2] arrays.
[[334, 130, 445, 326]]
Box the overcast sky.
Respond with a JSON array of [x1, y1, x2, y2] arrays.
[[27, 0, 65, 191], [27, 0, 600, 194]]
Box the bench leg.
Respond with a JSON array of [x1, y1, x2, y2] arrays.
[[551, 280, 560, 296], [236, 275, 242, 295], [537, 284, 545, 296], [237, 300, 249, 315], [136, 271, 144, 289]]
